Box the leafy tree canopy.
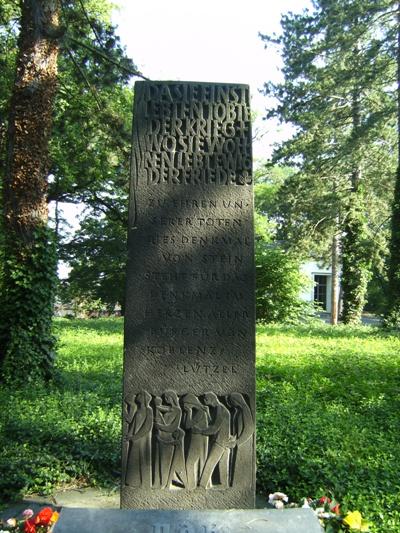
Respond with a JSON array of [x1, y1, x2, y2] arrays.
[[260, 0, 398, 321]]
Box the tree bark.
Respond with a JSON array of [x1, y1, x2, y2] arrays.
[[386, 1, 400, 326], [0, 0, 60, 381], [3, 0, 59, 240], [330, 231, 340, 325], [341, 70, 371, 324]]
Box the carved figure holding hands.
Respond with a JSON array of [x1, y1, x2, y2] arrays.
[[197, 392, 236, 489], [124, 390, 153, 488], [182, 393, 210, 489], [155, 390, 186, 488]]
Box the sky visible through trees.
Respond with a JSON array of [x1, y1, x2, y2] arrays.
[[56, 0, 312, 277], [111, 0, 311, 159]]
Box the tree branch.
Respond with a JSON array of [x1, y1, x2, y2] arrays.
[[67, 35, 150, 80], [66, 49, 102, 111]]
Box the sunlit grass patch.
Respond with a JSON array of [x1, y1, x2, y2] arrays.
[[256, 323, 400, 533], [1, 318, 399, 532]]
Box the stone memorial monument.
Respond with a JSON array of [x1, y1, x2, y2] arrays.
[[122, 81, 255, 509]]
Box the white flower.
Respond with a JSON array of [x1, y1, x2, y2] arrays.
[[268, 492, 289, 505], [274, 500, 285, 509], [317, 511, 336, 519], [6, 518, 17, 527]]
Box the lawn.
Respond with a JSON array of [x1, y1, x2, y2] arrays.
[[1, 319, 399, 531], [256, 323, 400, 532]]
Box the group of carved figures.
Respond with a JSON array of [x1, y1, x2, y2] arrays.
[[123, 390, 254, 490]]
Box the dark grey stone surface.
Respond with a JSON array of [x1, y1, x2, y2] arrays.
[[54, 508, 323, 533], [122, 82, 255, 509]]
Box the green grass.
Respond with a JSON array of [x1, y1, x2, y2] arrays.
[[256, 323, 400, 532], [1, 319, 400, 531], [0, 319, 124, 500]]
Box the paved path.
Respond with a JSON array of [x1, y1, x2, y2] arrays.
[[318, 313, 381, 325], [1, 487, 119, 521], [1, 487, 267, 520]]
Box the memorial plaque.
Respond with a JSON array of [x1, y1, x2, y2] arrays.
[[54, 508, 323, 533], [122, 81, 255, 509]]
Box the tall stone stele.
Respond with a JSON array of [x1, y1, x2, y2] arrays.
[[122, 81, 255, 509]]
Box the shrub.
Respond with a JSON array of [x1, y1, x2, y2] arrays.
[[255, 214, 313, 323]]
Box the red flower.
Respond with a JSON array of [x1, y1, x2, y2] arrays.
[[330, 503, 340, 514], [35, 507, 54, 526], [24, 518, 36, 533], [319, 496, 331, 505]]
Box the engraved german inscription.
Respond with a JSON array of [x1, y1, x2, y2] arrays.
[[123, 81, 255, 510]]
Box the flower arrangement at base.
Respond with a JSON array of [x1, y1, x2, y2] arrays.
[[0, 507, 59, 533], [266, 492, 371, 532]]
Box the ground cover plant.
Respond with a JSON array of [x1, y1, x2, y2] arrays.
[[257, 323, 400, 532], [0, 319, 123, 500], [0, 319, 399, 531]]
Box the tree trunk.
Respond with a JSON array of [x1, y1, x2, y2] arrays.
[[386, 1, 400, 326], [341, 199, 370, 324], [330, 232, 340, 325], [0, 0, 60, 382], [341, 78, 371, 324]]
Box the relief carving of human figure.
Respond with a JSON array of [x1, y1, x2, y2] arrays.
[[152, 396, 163, 488], [124, 390, 153, 487], [228, 392, 254, 485], [154, 390, 187, 489], [181, 392, 210, 490], [196, 392, 236, 489]]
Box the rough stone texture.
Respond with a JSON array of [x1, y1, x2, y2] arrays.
[[122, 81, 255, 509], [54, 508, 323, 533]]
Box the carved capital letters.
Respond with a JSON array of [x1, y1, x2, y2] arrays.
[[122, 82, 255, 509]]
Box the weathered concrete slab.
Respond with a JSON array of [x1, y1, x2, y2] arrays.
[[54, 508, 322, 533], [122, 81, 255, 509]]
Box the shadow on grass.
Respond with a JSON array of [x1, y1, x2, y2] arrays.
[[0, 415, 121, 501], [55, 368, 123, 399], [0, 376, 122, 501]]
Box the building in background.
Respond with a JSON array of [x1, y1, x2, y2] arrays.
[[300, 261, 340, 315]]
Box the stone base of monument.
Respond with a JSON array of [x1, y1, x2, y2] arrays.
[[53, 507, 322, 532]]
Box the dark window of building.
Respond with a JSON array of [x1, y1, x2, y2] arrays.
[[314, 274, 328, 310]]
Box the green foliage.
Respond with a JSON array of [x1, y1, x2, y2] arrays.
[[0, 0, 61, 382], [0, 0, 18, 166], [365, 269, 388, 315], [0, 226, 58, 384], [260, 0, 397, 322], [385, 168, 400, 327], [341, 202, 373, 323], [0, 318, 123, 500], [255, 242, 312, 323], [47, 0, 136, 215], [60, 214, 127, 313], [0, 0, 137, 382], [256, 322, 400, 533], [254, 164, 294, 220], [47, 1, 135, 303], [70, 297, 105, 318], [254, 169, 314, 324], [49, 75, 133, 214], [1, 319, 400, 533]]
